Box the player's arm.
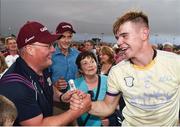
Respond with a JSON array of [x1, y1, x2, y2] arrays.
[[89, 94, 120, 117]]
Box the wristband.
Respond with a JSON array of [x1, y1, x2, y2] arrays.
[[59, 93, 64, 102]]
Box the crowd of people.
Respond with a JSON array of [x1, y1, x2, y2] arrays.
[[0, 10, 180, 126]]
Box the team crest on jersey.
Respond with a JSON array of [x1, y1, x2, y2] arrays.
[[124, 76, 134, 87], [47, 77, 52, 86]]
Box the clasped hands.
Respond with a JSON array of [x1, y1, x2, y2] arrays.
[[61, 90, 92, 113]]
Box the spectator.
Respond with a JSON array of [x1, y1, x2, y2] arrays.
[[4, 37, 19, 67], [78, 43, 85, 52], [84, 40, 95, 52], [0, 95, 17, 126], [113, 44, 125, 64], [84, 40, 100, 71], [50, 22, 79, 92], [0, 41, 6, 55], [74, 51, 107, 126], [88, 11, 180, 126], [0, 21, 91, 126], [71, 43, 79, 50], [99, 45, 125, 126], [99, 46, 115, 75], [0, 54, 8, 78], [162, 42, 174, 52]]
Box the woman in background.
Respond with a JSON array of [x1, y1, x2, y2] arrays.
[[74, 51, 107, 126], [99, 46, 115, 75], [99, 45, 125, 126], [4, 37, 19, 67]]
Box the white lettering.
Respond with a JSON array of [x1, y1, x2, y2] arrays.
[[25, 36, 35, 43], [62, 25, 71, 29], [40, 27, 48, 32]]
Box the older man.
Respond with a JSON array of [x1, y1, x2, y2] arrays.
[[0, 21, 91, 126]]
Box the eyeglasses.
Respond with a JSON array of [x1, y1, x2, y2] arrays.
[[31, 43, 54, 49]]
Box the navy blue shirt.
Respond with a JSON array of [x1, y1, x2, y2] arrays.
[[0, 57, 53, 125]]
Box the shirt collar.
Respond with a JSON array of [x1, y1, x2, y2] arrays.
[[54, 46, 72, 55], [17, 57, 44, 81]]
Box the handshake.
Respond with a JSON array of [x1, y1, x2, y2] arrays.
[[55, 79, 92, 115]]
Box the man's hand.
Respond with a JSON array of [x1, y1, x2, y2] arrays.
[[70, 91, 92, 113], [80, 93, 92, 113], [61, 90, 79, 103], [54, 77, 67, 90]]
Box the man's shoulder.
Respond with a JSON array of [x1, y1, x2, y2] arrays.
[[112, 60, 130, 70], [0, 73, 35, 91], [70, 47, 79, 54], [157, 50, 180, 61], [0, 74, 35, 102]]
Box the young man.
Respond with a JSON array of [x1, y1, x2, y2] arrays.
[[50, 22, 79, 92], [88, 11, 180, 126], [84, 40, 94, 52], [0, 21, 91, 126]]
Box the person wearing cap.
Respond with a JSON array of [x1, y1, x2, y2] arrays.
[[162, 42, 174, 52], [49, 22, 79, 92], [0, 21, 91, 126], [87, 11, 180, 126]]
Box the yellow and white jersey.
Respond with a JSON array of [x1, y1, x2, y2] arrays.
[[107, 50, 180, 126]]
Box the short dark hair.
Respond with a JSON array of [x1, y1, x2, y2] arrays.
[[113, 11, 149, 36], [84, 40, 95, 46], [76, 51, 97, 70]]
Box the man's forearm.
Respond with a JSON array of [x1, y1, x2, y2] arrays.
[[89, 101, 114, 117], [20, 109, 81, 126], [42, 109, 82, 125]]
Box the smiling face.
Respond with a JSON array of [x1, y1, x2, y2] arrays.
[[57, 31, 73, 50], [76, 51, 98, 77], [6, 38, 18, 51], [99, 52, 110, 64], [99, 46, 114, 64], [116, 21, 149, 60], [26, 42, 55, 70], [80, 56, 97, 76], [113, 11, 150, 60]]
